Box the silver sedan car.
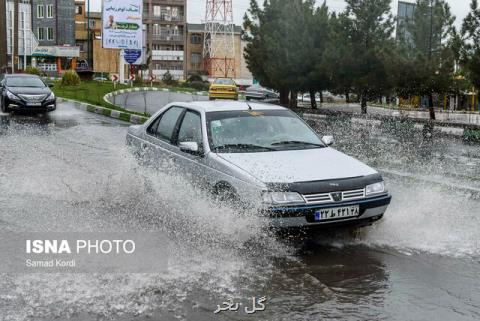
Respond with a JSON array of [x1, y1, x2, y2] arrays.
[[126, 101, 391, 229]]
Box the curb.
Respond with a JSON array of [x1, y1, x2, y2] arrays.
[[57, 97, 149, 124], [103, 87, 208, 108]]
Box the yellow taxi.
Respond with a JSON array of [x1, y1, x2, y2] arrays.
[[208, 78, 239, 100]]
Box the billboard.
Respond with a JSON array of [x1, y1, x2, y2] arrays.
[[102, 0, 143, 50]]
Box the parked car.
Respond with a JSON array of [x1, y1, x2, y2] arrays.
[[246, 84, 279, 101], [209, 78, 239, 101], [126, 101, 391, 229], [0, 74, 56, 113]]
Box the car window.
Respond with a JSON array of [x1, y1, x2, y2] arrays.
[[178, 111, 202, 145], [214, 78, 234, 86], [6, 76, 45, 87], [148, 107, 184, 141]]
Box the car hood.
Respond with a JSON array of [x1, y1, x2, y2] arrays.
[[7, 86, 51, 95], [217, 147, 377, 183]]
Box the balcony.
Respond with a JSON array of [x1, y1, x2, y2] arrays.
[[143, 15, 184, 23], [152, 50, 184, 61], [151, 34, 184, 42]]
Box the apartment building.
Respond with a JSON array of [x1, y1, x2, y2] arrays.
[[143, 0, 187, 80], [3, 0, 37, 72]]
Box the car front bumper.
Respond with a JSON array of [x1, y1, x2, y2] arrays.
[[6, 97, 56, 111], [265, 194, 392, 229]]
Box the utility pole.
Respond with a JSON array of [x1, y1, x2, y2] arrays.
[[0, 0, 7, 73], [13, 0, 19, 73], [87, 0, 91, 68]]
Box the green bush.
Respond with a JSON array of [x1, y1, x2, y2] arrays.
[[25, 65, 42, 76], [186, 80, 210, 91], [162, 71, 177, 86], [187, 74, 203, 83], [61, 70, 81, 86], [464, 129, 480, 142]]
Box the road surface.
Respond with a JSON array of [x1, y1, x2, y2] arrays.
[[0, 102, 479, 321]]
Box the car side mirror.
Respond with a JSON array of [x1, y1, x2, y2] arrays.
[[48, 83, 54, 88], [179, 141, 201, 155], [322, 135, 334, 146]]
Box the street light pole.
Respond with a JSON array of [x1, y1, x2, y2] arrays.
[[87, 0, 91, 68]]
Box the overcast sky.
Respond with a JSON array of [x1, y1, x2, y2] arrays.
[[89, 0, 470, 29]]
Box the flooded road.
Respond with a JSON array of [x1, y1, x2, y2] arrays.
[[0, 103, 479, 321]]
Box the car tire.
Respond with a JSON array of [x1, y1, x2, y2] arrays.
[[209, 97, 215, 101], [246, 97, 251, 101], [213, 183, 240, 205], [1, 98, 9, 113]]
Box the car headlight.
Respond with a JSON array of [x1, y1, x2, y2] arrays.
[[366, 181, 385, 195], [6, 90, 17, 100], [262, 192, 305, 205], [47, 92, 55, 100]]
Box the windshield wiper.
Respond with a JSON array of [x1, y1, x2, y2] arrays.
[[271, 140, 325, 147], [213, 144, 276, 151]]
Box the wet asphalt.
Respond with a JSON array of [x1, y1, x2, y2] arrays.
[[0, 102, 479, 321]]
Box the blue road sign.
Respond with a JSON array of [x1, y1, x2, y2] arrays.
[[124, 50, 142, 64]]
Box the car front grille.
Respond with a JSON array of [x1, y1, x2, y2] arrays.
[[18, 94, 47, 102], [303, 188, 366, 204]]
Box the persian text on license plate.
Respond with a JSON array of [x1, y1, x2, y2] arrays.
[[314, 205, 360, 221]]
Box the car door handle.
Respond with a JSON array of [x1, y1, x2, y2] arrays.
[[141, 142, 148, 149]]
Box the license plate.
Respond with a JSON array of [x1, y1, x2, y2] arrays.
[[314, 205, 360, 221], [28, 102, 41, 106]]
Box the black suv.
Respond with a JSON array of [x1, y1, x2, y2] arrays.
[[0, 74, 56, 113]]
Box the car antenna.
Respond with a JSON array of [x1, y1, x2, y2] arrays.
[[246, 102, 253, 110]]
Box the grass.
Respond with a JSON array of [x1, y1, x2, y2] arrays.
[[52, 80, 207, 117]]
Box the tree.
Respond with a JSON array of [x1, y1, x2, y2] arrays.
[[462, 0, 480, 90], [303, 2, 332, 108], [397, 0, 456, 120], [243, 0, 318, 107], [323, 12, 357, 103], [343, 0, 395, 113]]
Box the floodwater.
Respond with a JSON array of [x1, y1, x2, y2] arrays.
[[0, 103, 479, 321]]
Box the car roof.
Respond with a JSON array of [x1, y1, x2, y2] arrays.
[[172, 100, 288, 113], [4, 74, 40, 78]]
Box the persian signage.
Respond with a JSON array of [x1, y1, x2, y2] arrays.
[[102, 0, 143, 50]]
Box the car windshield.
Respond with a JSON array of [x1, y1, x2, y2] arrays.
[[214, 78, 234, 85], [6, 76, 45, 88], [206, 109, 325, 153]]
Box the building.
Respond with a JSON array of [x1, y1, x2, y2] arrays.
[[30, 0, 78, 75], [74, 0, 102, 67], [143, 0, 187, 80], [396, 1, 416, 44], [186, 23, 253, 86], [4, 0, 38, 72], [32, 0, 75, 46]]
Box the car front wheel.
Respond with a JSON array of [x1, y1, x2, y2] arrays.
[[0, 97, 9, 113]]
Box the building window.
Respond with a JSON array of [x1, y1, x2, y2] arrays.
[[153, 24, 160, 35], [153, 6, 161, 17], [47, 27, 54, 41], [38, 28, 44, 40], [37, 5, 44, 18], [46, 4, 53, 18], [75, 5, 82, 15], [191, 53, 202, 64], [191, 34, 202, 44], [88, 19, 95, 28]]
